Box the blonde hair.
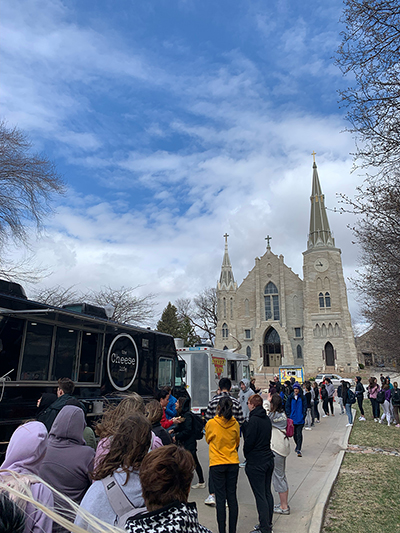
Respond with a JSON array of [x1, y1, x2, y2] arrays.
[[95, 393, 145, 439], [0, 470, 124, 533]]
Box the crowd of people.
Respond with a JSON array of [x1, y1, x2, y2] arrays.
[[1, 372, 399, 533]]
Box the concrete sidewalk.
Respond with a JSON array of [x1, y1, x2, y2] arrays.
[[189, 401, 352, 533]]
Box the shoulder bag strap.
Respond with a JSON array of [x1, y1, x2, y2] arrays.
[[101, 473, 136, 518]]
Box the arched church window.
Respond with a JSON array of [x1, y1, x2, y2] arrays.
[[246, 346, 251, 358], [245, 298, 249, 317], [223, 297, 226, 318], [325, 292, 331, 308], [296, 345, 302, 358], [230, 297, 233, 319], [319, 292, 325, 308], [222, 323, 229, 339], [264, 282, 280, 320]]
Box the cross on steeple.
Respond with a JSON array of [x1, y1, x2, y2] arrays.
[[223, 232, 229, 244], [265, 235, 272, 249], [311, 150, 317, 163]]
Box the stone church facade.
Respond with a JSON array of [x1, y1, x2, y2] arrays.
[[214, 160, 359, 375]]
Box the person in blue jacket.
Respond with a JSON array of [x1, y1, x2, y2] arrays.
[[285, 382, 307, 457], [164, 386, 178, 419]]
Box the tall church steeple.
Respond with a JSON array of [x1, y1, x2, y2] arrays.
[[218, 233, 236, 290], [307, 154, 335, 249]]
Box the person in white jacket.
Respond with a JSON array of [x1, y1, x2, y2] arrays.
[[267, 393, 291, 515]]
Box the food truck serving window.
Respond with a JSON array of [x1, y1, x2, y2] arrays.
[[52, 327, 78, 381], [158, 357, 173, 388], [20, 322, 53, 380]]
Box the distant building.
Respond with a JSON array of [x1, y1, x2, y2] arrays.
[[355, 328, 395, 368], [215, 159, 359, 375]]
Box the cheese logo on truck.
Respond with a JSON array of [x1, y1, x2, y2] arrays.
[[107, 334, 139, 391], [211, 356, 225, 378]]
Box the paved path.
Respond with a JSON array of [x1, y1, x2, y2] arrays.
[[189, 401, 351, 533]]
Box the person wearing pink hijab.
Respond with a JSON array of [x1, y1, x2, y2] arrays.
[[1, 421, 54, 533]]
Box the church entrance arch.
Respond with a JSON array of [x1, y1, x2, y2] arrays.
[[263, 327, 282, 367], [324, 341, 335, 367]]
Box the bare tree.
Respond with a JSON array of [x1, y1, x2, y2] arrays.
[[33, 284, 156, 326], [335, 1, 400, 174], [339, 176, 400, 366], [176, 287, 218, 342], [0, 121, 64, 283], [0, 121, 65, 247], [31, 284, 81, 307], [86, 285, 156, 326]]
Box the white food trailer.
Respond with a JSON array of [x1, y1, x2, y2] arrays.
[[175, 342, 251, 414]]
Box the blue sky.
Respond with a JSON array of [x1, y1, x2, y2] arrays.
[[1, 0, 364, 325]]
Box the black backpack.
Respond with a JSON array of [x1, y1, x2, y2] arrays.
[[190, 413, 205, 440], [346, 389, 356, 405], [376, 389, 386, 404], [391, 388, 400, 406]]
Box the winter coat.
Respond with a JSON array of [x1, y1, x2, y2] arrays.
[[239, 379, 253, 421], [1, 421, 54, 533], [125, 501, 213, 533], [243, 405, 273, 465], [165, 394, 178, 419], [75, 469, 144, 529], [37, 393, 73, 432], [355, 381, 365, 397], [174, 397, 197, 453], [269, 410, 290, 458], [205, 415, 240, 466], [40, 406, 95, 503], [285, 390, 307, 425]]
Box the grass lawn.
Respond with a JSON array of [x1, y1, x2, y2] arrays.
[[322, 402, 400, 533]]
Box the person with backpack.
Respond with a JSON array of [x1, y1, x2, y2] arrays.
[[367, 377, 380, 422], [268, 393, 290, 516], [173, 396, 205, 489], [285, 382, 306, 457], [75, 413, 151, 528], [391, 382, 400, 428], [37, 378, 75, 432], [205, 396, 240, 533], [355, 376, 366, 421], [378, 384, 392, 426], [341, 381, 355, 427], [304, 382, 314, 430]]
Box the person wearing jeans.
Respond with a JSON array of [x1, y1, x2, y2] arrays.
[[205, 397, 240, 533], [342, 381, 353, 426], [285, 383, 307, 457]]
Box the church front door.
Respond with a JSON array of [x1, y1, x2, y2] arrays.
[[263, 327, 282, 367], [325, 341, 335, 366]]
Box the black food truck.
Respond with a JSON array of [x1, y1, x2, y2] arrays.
[[0, 280, 186, 452]]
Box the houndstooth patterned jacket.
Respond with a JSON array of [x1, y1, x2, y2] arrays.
[[125, 501, 213, 533]]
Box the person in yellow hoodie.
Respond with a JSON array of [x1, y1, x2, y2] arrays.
[[205, 396, 240, 533]]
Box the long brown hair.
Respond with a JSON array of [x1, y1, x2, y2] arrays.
[[92, 413, 151, 484], [269, 393, 284, 413], [95, 393, 145, 439]]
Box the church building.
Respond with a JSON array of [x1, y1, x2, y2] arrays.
[[214, 159, 359, 375]]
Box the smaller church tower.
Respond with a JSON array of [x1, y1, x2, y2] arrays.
[[215, 234, 237, 350], [302, 155, 358, 373]]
